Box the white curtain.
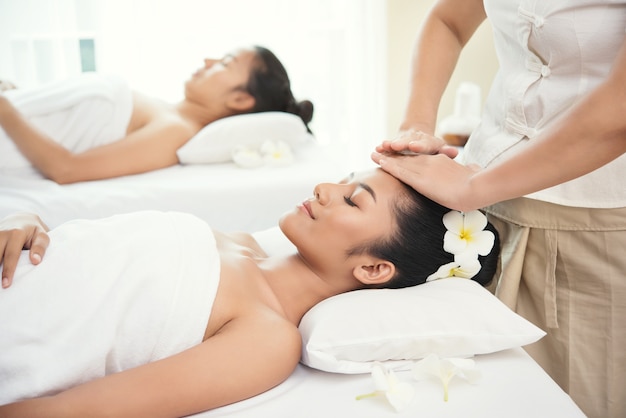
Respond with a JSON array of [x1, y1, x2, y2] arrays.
[[0, 0, 387, 170]]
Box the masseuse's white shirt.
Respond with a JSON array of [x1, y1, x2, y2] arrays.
[[464, 0, 626, 208]]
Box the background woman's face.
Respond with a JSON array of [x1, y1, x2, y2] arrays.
[[279, 168, 406, 273], [184, 48, 256, 107]]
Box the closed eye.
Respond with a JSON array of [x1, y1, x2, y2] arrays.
[[344, 196, 357, 207]]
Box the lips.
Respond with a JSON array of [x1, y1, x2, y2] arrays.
[[302, 200, 314, 219]]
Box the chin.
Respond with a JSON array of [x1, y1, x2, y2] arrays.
[[277, 210, 301, 247]]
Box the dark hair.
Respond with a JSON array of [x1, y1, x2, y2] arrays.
[[245, 46, 314, 132], [348, 184, 500, 289]]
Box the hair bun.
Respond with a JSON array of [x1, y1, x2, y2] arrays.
[[296, 100, 314, 125]]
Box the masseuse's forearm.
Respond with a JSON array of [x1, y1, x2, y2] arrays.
[[468, 48, 626, 209], [399, 0, 486, 134], [0, 96, 73, 181]]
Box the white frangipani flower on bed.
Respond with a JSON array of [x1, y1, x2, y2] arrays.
[[442, 210, 495, 256], [412, 354, 482, 402], [231, 145, 264, 168], [426, 252, 482, 282], [356, 362, 415, 412], [260, 140, 294, 166]]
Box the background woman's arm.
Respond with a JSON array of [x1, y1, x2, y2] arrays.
[[0, 95, 192, 184]]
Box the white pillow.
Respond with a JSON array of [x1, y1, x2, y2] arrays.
[[176, 111, 313, 164], [299, 278, 546, 374]]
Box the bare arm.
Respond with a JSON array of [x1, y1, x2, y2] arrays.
[[0, 95, 193, 184], [0, 315, 302, 417], [0, 213, 49, 288], [377, 0, 486, 157], [373, 40, 626, 212]]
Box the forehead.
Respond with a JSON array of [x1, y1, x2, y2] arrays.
[[342, 168, 399, 185], [227, 48, 257, 65], [343, 169, 405, 198]]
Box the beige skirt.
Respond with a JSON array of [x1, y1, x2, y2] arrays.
[[485, 198, 626, 418]]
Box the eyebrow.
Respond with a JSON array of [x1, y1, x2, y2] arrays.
[[347, 172, 376, 202], [358, 182, 377, 202]]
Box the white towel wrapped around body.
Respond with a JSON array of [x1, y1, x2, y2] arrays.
[[0, 211, 220, 404], [0, 73, 133, 177]]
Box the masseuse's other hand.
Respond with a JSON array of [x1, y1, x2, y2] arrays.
[[376, 129, 459, 159], [371, 151, 483, 212], [0, 213, 50, 288]]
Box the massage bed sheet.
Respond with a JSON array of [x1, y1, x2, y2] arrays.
[[0, 144, 344, 232], [198, 347, 584, 417]]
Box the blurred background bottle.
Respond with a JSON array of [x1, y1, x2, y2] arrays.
[[438, 82, 482, 147]]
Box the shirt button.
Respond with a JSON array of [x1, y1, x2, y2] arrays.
[[534, 16, 545, 27], [541, 65, 551, 77]]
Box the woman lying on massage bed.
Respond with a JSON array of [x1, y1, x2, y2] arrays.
[[0, 168, 499, 417], [0, 45, 312, 184]]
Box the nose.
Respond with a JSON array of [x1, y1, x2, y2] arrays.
[[313, 183, 329, 205], [314, 182, 346, 205]]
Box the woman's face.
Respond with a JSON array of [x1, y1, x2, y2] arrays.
[[279, 168, 406, 274], [184, 47, 256, 109]]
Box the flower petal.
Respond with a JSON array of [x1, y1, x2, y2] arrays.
[[232, 146, 264, 168], [442, 210, 464, 233], [463, 210, 488, 232], [443, 230, 468, 254], [371, 362, 390, 391], [426, 261, 457, 282], [452, 253, 481, 279], [411, 354, 442, 380], [385, 375, 415, 412], [468, 230, 495, 256]]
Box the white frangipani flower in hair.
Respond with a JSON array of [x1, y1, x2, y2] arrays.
[[442, 210, 495, 256], [426, 252, 482, 282]]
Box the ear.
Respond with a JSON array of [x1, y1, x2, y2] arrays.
[[226, 89, 255, 112], [353, 259, 396, 286]]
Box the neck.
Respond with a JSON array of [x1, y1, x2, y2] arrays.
[[258, 253, 361, 325], [175, 99, 233, 129]]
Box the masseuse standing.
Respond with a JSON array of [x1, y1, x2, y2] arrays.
[[371, 1, 626, 417]]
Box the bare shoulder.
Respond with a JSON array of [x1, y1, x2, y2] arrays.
[[214, 230, 268, 258]]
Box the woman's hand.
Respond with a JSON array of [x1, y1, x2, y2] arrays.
[[375, 129, 459, 159], [371, 151, 484, 212], [0, 213, 50, 288], [0, 79, 17, 92]]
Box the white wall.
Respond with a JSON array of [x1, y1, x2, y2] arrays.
[[386, 0, 498, 138]]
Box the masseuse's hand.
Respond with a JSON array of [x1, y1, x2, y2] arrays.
[[0, 213, 50, 288], [376, 129, 459, 159], [371, 151, 483, 212]]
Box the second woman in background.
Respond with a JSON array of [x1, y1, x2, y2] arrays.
[[0, 45, 313, 183]]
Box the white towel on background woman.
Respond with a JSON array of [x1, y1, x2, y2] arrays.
[[0, 73, 133, 177], [0, 211, 220, 404]]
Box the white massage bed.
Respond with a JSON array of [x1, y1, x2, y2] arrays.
[[200, 348, 585, 418], [0, 142, 345, 232]]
